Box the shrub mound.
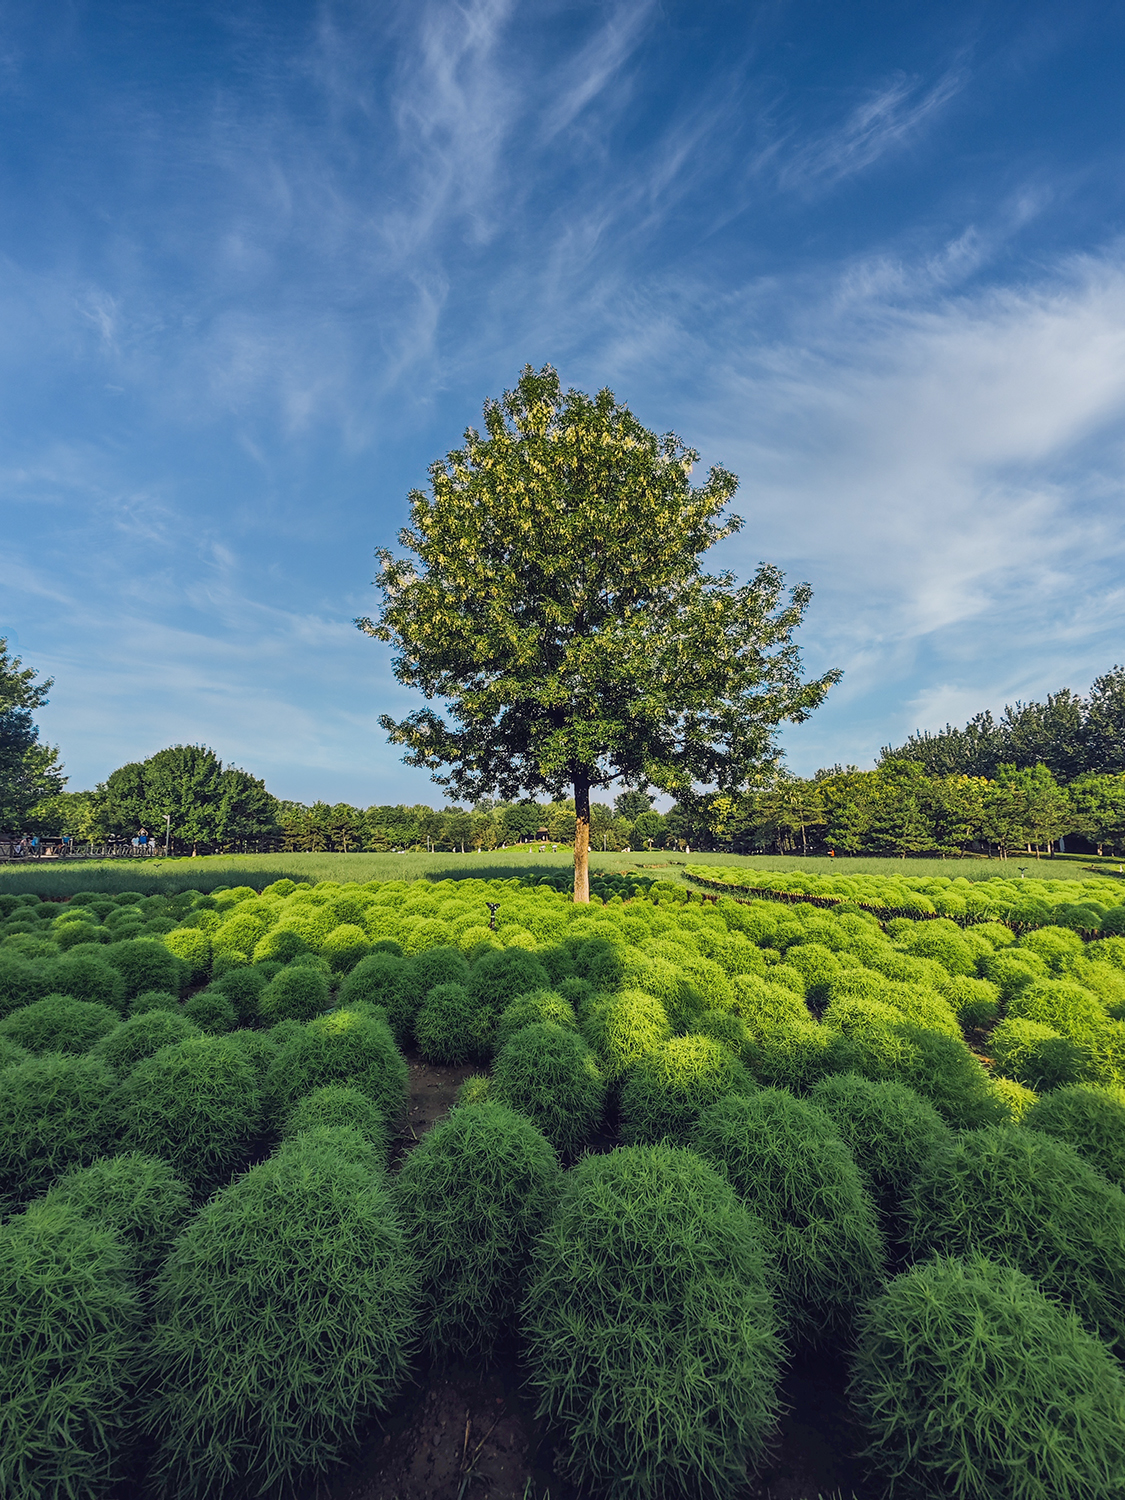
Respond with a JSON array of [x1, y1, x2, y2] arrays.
[[493, 989, 577, 1051], [183, 990, 238, 1034], [0, 1200, 142, 1499], [905, 1124, 1125, 1352], [120, 1036, 262, 1196], [620, 1034, 755, 1147], [264, 1009, 408, 1131], [414, 982, 494, 1064], [1023, 1083, 1125, 1189], [337, 952, 409, 1041], [143, 1132, 419, 1500], [692, 1090, 885, 1340], [54, 947, 127, 1012], [581, 988, 672, 1083], [466, 946, 551, 1010], [522, 1145, 782, 1500], [35, 1152, 191, 1276], [990, 1016, 1086, 1091], [395, 1101, 561, 1355], [105, 938, 183, 1001], [129, 989, 181, 1016], [282, 1084, 389, 1160], [0, 1053, 119, 1205], [0, 994, 121, 1055], [258, 965, 331, 1025], [211, 965, 268, 1025], [851, 1254, 1125, 1500], [94, 1011, 201, 1076], [490, 1023, 605, 1155]]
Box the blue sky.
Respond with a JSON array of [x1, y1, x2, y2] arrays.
[[4, 0, 1125, 806]]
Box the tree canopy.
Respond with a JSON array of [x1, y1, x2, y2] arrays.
[[100, 745, 278, 853], [0, 638, 65, 833], [359, 365, 838, 899]]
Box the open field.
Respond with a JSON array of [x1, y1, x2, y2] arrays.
[[1, 845, 1121, 899]]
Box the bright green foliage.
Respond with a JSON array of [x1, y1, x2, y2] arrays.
[[693, 1008, 759, 1066], [320, 923, 371, 974], [0, 994, 120, 1054], [940, 974, 1001, 1030], [466, 946, 550, 1009], [129, 988, 180, 1016], [1023, 1084, 1125, 1188], [522, 1145, 782, 1499], [581, 988, 672, 1082], [491, 1023, 606, 1155], [457, 1074, 491, 1106], [104, 938, 183, 1000], [990, 1075, 1039, 1121], [415, 981, 494, 1063], [258, 965, 330, 1025], [834, 1011, 1004, 1128], [809, 1073, 952, 1233], [990, 1017, 1086, 1090], [264, 1009, 408, 1131], [395, 1101, 561, 1355], [493, 988, 577, 1051], [94, 1010, 201, 1076], [183, 990, 238, 1033], [981, 948, 1049, 1001], [905, 1125, 1125, 1352], [143, 1132, 419, 1500], [120, 1037, 261, 1196], [54, 948, 126, 1012], [211, 965, 268, 1025], [35, 1153, 191, 1277], [692, 1089, 885, 1341], [282, 1085, 389, 1161], [851, 1255, 1125, 1500], [1020, 924, 1085, 973], [1009, 978, 1112, 1038], [252, 926, 310, 964], [0, 1200, 142, 1499], [620, 1034, 754, 1147], [162, 926, 212, 985], [0, 1054, 119, 1205]]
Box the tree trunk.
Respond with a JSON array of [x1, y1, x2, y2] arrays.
[[573, 771, 591, 903]]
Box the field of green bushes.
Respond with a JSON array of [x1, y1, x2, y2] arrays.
[[2, 871, 1125, 1498]]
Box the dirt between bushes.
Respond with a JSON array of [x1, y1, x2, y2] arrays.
[[300, 1054, 869, 1500]]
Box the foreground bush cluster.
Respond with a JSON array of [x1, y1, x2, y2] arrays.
[[2, 872, 1125, 1498]]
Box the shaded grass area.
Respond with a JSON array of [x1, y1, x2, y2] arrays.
[[2, 847, 1119, 900]]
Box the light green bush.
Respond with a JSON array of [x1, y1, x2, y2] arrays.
[[493, 988, 577, 1051], [320, 923, 371, 974], [162, 926, 212, 985], [620, 1034, 754, 1147], [1023, 1083, 1125, 1189], [581, 988, 672, 1083], [264, 1008, 408, 1132], [990, 1017, 1086, 1091]]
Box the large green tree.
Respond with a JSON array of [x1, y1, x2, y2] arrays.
[[102, 745, 278, 853], [0, 638, 65, 832], [359, 365, 839, 900]]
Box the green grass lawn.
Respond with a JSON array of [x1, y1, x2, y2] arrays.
[[1, 844, 1121, 899]]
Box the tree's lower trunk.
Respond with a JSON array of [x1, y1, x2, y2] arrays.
[[573, 772, 591, 903]]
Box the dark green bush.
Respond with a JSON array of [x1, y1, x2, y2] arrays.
[[0, 1036, 28, 1070], [120, 1036, 262, 1196], [1023, 1084, 1125, 1189], [620, 1035, 755, 1147], [0, 1200, 142, 1498], [990, 1016, 1086, 1090], [0, 1054, 120, 1204], [0, 994, 121, 1054], [129, 988, 181, 1016], [493, 988, 577, 1051], [415, 981, 494, 1063], [491, 1023, 605, 1155], [337, 951, 411, 1043], [692, 1089, 885, 1341], [693, 1008, 760, 1066], [264, 1008, 408, 1131], [212, 964, 268, 1025], [35, 1152, 191, 1277], [522, 1145, 782, 1500], [183, 990, 238, 1034], [905, 1125, 1125, 1352], [54, 947, 127, 1012], [0, 953, 62, 1018], [467, 946, 550, 1010], [105, 938, 183, 1000], [143, 1132, 419, 1500], [321, 923, 371, 974], [395, 1101, 561, 1355], [809, 1072, 953, 1232], [93, 1010, 201, 1076], [223, 1027, 280, 1078], [835, 1011, 1005, 1128], [581, 988, 672, 1082], [258, 965, 331, 1025], [282, 1084, 389, 1160], [851, 1254, 1125, 1500]]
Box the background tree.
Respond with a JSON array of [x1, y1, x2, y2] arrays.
[[360, 365, 838, 900], [0, 638, 65, 832], [103, 745, 278, 853], [1067, 773, 1125, 856], [614, 788, 654, 821]]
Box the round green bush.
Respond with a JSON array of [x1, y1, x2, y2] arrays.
[[990, 1074, 1039, 1121], [1009, 978, 1110, 1040], [809, 1072, 952, 1231], [0, 1054, 120, 1205], [104, 938, 183, 1000], [34, 1152, 191, 1277], [0, 994, 121, 1054], [836, 1012, 1005, 1128], [252, 926, 310, 964], [491, 1023, 605, 1155], [120, 1036, 262, 1196], [619, 1034, 755, 1147], [143, 1132, 419, 1500], [990, 1016, 1086, 1090], [581, 988, 672, 1083], [282, 1084, 389, 1159], [337, 951, 411, 1043], [93, 1010, 202, 1076], [692, 1089, 885, 1341], [522, 1145, 782, 1500], [414, 981, 494, 1063], [321, 922, 371, 974], [0, 954, 63, 1018], [0, 1036, 29, 1071], [211, 964, 268, 1025], [693, 1008, 759, 1066], [129, 988, 181, 1016], [905, 1124, 1125, 1352], [161, 926, 212, 985], [0, 1200, 142, 1498], [264, 1008, 408, 1131], [1023, 1083, 1125, 1189], [851, 1254, 1125, 1500], [395, 1101, 561, 1355], [223, 1027, 280, 1078], [981, 948, 1049, 1000], [939, 974, 1001, 1030], [467, 946, 551, 1010], [258, 965, 331, 1025], [183, 990, 238, 1033], [493, 988, 577, 1052], [53, 947, 126, 1012], [457, 1074, 491, 1106]]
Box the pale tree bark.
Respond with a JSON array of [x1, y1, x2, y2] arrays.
[[573, 771, 591, 903]]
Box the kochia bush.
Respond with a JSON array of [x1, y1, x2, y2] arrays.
[[264, 1009, 408, 1131], [104, 938, 183, 1001], [282, 1084, 389, 1161], [415, 982, 495, 1064], [619, 1035, 755, 1147], [93, 1010, 201, 1076], [491, 1023, 606, 1155], [1023, 1083, 1125, 1189], [258, 965, 331, 1025], [0, 1054, 120, 1206], [0, 994, 121, 1055], [990, 1017, 1086, 1091], [581, 989, 672, 1083], [34, 1152, 191, 1277], [493, 989, 578, 1051]]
